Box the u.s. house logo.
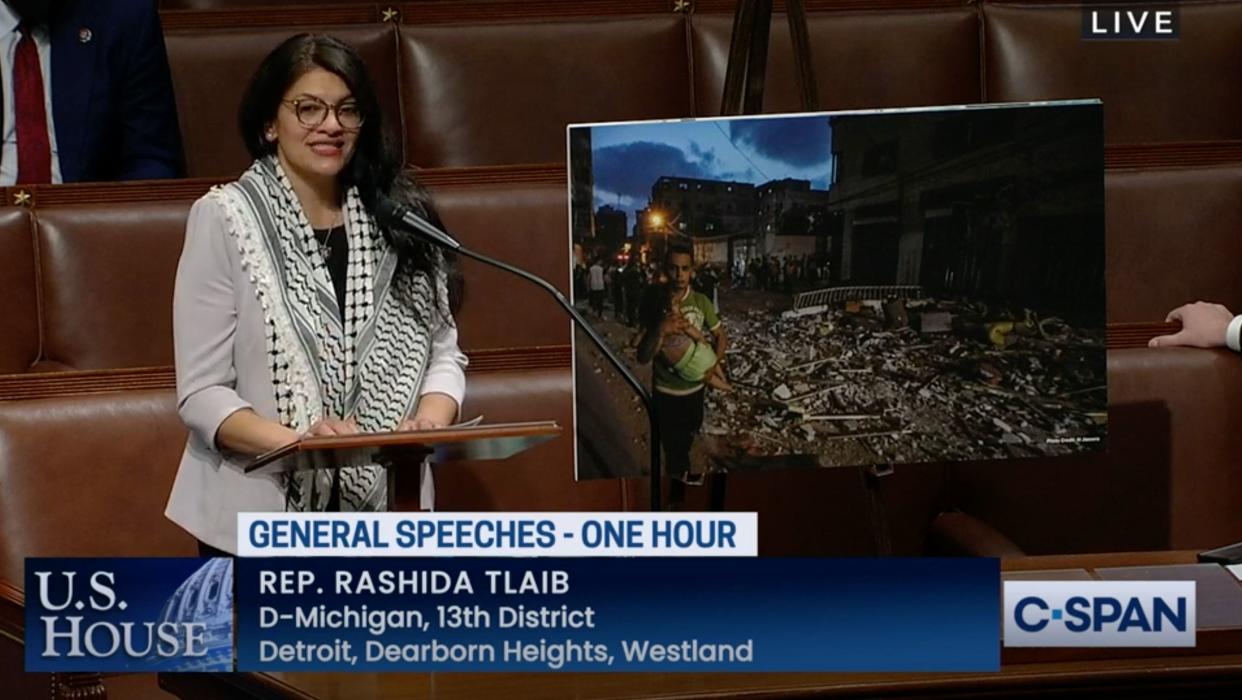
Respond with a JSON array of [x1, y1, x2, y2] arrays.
[[1003, 581, 1195, 647], [26, 558, 234, 672]]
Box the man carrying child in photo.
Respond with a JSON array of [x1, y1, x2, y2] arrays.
[[637, 242, 729, 485]]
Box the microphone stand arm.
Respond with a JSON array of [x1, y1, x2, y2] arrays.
[[408, 223, 664, 511]]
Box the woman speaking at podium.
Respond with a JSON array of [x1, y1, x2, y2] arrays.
[[165, 35, 467, 556]]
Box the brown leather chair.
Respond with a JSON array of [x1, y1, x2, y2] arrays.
[[0, 388, 196, 586], [983, 0, 1242, 144], [427, 173, 573, 349], [0, 209, 37, 375], [10, 169, 574, 369], [34, 202, 192, 371], [951, 347, 1242, 554], [398, 15, 693, 167], [164, 23, 402, 178], [1106, 164, 1242, 323], [154, 2, 1242, 170]]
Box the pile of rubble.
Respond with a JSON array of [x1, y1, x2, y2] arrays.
[[704, 296, 1106, 467]]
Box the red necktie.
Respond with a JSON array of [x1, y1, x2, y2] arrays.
[[14, 23, 51, 184]]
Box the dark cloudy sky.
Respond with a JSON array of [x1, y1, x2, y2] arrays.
[[583, 115, 834, 231]]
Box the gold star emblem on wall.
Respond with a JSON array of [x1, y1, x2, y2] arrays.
[[381, 6, 399, 23], [13, 190, 31, 207], [673, 0, 692, 13]]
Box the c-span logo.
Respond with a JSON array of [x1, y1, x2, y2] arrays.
[[1004, 581, 1194, 647]]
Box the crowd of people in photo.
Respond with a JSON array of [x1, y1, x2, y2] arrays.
[[572, 250, 836, 325], [736, 253, 833, 294]]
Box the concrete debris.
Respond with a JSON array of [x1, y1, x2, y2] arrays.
[[804, 414, 881, 422], [884, 298, 909, 329], [702, 295, 1106, 465], [913, 310, 953, 334], [782, 304, 829, 319]]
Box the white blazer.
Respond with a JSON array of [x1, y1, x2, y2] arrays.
[[165, 196, 467, 553]]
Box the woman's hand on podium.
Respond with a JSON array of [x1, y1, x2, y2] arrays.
[[216, 408, 300, 455], [302, 417, 360, 437], [399, 416, 445, 432], [400, 393, 459, 431]]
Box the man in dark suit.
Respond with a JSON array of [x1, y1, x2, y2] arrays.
[[2, 0, 182, 184]]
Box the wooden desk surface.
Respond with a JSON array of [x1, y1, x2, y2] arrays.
[[168, 654, 1242, 700], [1002, 549, 1199, 571], [159, 551, 1242, 700]]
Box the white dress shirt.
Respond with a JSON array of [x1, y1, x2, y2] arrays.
[[0, 3, 63, 185], [1226, 315, 1242, 352]]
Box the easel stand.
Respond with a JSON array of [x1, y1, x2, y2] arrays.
[[720, 0, 818, 116], [860, 463, 895, 556], [694, 0, 822, 516]]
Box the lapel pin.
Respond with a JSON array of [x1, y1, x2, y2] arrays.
[[78, 27, 92, 44]]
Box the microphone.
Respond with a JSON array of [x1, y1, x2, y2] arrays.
[[375, 194, 462, 251], [374, 190, 666, 510]]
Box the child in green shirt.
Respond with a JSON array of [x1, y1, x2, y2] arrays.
[[655, 289, 732, 392]]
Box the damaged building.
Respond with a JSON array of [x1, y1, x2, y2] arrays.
[[636, 174, 835, 269], [636, 176, 756, 266], [826, 105, 1105, 324]]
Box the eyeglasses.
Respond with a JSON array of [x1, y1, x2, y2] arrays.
[[282, 96, 365, 130]]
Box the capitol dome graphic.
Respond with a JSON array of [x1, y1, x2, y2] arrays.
[[151, 558, 234, 671]]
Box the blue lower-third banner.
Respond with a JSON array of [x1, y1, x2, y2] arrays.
[[25, 558, 234, 672], [236, 558, 999, 672]]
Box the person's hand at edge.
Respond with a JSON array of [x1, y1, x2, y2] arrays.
[[1149, 301, 1234, 348]]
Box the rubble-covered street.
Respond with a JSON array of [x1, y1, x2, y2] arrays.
[[573, 288, 1106, 480]]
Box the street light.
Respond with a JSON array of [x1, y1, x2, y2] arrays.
[[646, 210, 670, 261]]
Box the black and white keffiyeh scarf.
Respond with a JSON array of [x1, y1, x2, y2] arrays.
[[210, 156, 437, 512]]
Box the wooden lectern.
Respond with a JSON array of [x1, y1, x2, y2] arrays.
[[244, 421, 561, 510]]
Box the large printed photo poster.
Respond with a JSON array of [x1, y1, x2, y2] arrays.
[[568, 101, 1106, 481]]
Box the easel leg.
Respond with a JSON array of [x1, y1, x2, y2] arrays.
[[785, 0, 819, 111], [709, 471, 728, 512], [859, 464, 894, 556], [667, 478, 686, 511]]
